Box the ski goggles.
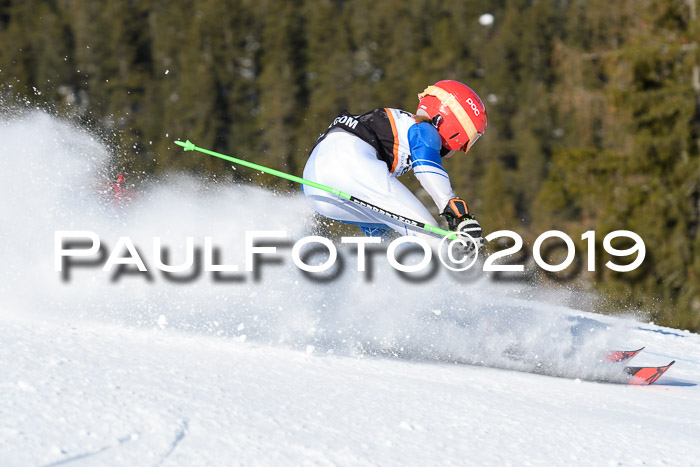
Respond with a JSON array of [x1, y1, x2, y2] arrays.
[[461, 131, 482, 153]]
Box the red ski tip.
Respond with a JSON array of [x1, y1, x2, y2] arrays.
[[604, 347, 644, 363], [625, 361, 675, 385]]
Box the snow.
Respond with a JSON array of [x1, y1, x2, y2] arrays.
[[479, 14, 494, 27], [3, 314, 699, 466], [1, 112, 699, 465]]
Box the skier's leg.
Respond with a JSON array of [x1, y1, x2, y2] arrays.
[[378, 176, 439, 237], [303, 131, 439, 238], [303, 131, 392, 225]]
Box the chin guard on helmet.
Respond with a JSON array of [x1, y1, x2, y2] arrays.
[[439, 146, 456, 158]]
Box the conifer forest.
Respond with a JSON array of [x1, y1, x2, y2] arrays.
[[2, 0, 699, 331]]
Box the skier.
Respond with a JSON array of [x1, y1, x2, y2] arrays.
[[302, 80, 486, 249]]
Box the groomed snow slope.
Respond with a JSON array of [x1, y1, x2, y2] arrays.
[[2, 313, 700, 466], [1, 112, 699, 465]]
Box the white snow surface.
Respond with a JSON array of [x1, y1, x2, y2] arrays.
[[1, 112, 699, 465]]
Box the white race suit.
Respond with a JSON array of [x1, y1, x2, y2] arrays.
[[303, 108, 457, 238]]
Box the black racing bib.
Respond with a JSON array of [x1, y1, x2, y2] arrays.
[[311, 109, 396, 171]]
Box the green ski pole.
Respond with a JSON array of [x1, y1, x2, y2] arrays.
[[174, 140, 457, 239]]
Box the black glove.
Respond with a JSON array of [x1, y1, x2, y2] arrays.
[[441, 198, 484, 252], [441, 198, 471, 230]]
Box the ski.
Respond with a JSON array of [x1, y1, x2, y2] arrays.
[[624, 361, 675, 385], [604, 347, 644, 363], [503, 345, 674, 385]]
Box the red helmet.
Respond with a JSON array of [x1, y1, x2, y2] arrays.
[[416, 80, 487, 155]]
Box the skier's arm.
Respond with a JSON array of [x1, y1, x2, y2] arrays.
[[408, 122, 456, 211], [408, 123, 483, 250]]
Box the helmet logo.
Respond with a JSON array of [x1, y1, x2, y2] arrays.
[[428, 88, 469, 123], [466, 98, 480, 116]]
